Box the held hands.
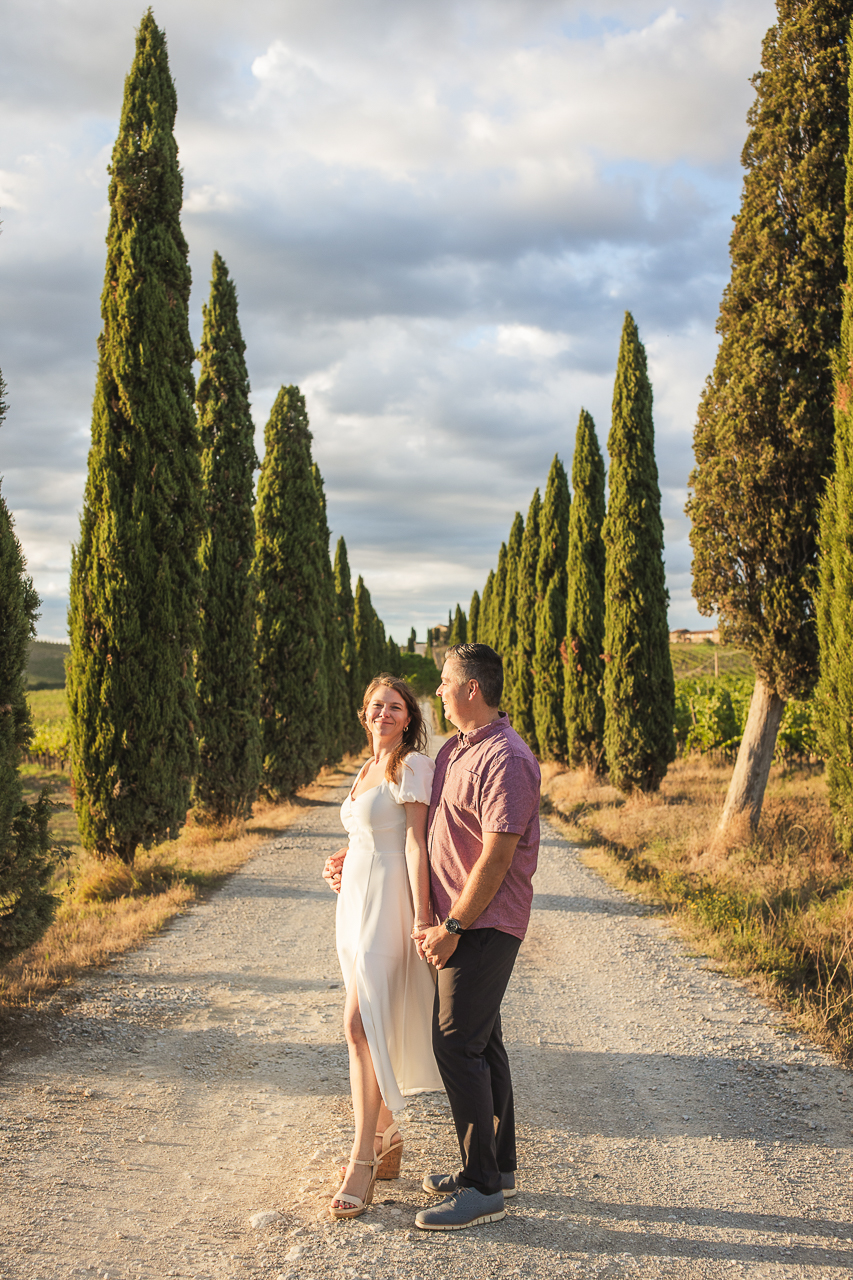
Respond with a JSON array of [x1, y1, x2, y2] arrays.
[[322, 847, 348, 894], [414, 923, 460, 970]]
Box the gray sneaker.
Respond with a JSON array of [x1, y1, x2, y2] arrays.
[[415, 1186, 506, 1231], [422, 1170, 517, 1198]]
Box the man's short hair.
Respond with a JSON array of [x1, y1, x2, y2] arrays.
[[446, 643, 503, 708]]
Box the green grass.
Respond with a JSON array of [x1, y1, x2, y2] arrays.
[[27, 639, 69, 689]]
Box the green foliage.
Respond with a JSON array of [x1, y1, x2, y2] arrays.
[[354, 576, 384, 692], [668, 641, 754, 681], [25, 641, 68, 690], [488, 545, 508, 654], [603, 313, 675, 793], [194, 253, 261, 821], [514, 489, 540, 753], [479, 571, 495, 649], [67, 12, 202, 863], [385, 636, 403, 676], [674, 674, 818, 764], [534, 456, 570, 761], [334, 538, 363, 753], [407, 627, 416, 654], [0, 363, 60, 959], [817, 26, 853, 855], [501, 513, 524, 721], [448, 604, 467, 647], [254, 387, 329, 798], [399, 651, 442, 697], [688, 0, 849, 700], [468, 591, 480, 644], [312, 464, 347, 765], [564, 409, 606, 771]]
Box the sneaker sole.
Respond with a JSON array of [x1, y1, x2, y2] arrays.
[[422, 1179, 517, 1199], [416, 1208, 507, 1231]]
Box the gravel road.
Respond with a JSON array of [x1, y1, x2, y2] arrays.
[[2, 748, 852, 1280]]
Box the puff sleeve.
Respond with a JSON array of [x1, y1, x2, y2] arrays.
[[388, 752, 435, 805]]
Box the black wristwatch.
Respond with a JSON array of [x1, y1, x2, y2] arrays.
[[443, 916, 465, 935]]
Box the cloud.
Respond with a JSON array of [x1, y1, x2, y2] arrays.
[[0, 0, 776, 640]]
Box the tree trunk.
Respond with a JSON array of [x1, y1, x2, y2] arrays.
[[718, 676, 785, 835]]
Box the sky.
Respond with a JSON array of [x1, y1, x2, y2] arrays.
[[0, 0, 776, 643]]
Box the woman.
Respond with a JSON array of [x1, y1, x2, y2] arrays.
[[322, 675, 443, 1220]]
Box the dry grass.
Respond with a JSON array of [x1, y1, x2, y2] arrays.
[[1, 753, 366, 1008], [541, 755, 853, 1064]]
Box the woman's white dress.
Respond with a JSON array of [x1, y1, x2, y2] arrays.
[[337, 751, 444, 1112]]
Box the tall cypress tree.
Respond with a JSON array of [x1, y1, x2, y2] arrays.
[[194, 252, 261, 821], [448, 604, 467, 647], [515, 488, 541, 752], [479, 571, 495, 649], [407, 627, 416, 653], [603, 313, 675, 793], [385, 635, 403, 675], [67, 12, 202, 863], [501, 513, 524, 720], [565, 409, 606, 772], [688, 0, 849, 831], [468, 590, 480, 644], [335, 537, 362, 752], [817, 29, 853, 855], [312, 463, 347, 765], [354, 576, 378, 691], [0, 373, 57, 957], [489, 545, 508, 656], [254, 387, 328, 797], [534, 457, 571, 761]]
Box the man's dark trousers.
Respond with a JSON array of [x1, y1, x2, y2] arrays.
[[432, 927, 521, 1196]]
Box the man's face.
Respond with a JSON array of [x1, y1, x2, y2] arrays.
[[437, 659, 471, 728]]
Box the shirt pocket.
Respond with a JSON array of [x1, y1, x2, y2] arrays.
[[451, 768, 481, 812]]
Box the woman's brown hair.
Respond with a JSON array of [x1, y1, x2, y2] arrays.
[[359, 674, 429, 783]]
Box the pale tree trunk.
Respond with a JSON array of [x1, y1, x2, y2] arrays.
[[718, 676, 786, 835]]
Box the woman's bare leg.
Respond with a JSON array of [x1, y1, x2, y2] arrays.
[[333, 979, 383, 1207]]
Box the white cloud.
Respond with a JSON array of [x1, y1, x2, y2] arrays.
[[0, 0, 777, 641]]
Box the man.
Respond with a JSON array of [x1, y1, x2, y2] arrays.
[[414, 642, 540, 1232]]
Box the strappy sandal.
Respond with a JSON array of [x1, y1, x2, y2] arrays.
[[329, 1156, 379, 1220], [374, 1120, 403, 1179], [338, 1122, 403, 1181]]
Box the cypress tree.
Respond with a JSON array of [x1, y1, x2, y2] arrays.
[[385, 635, 403, 675], [816, 30, 853, 855], [603, 313, 675, 793], [67, 12, 202, 863], [490, 545, 508, 656], [534, 457, 571, 761], [468, 591, 480, 644], [312, 463, 347, 766], [479, 571, 495, 649], [194, 252, 261, 821], [515, 488, 541, 752], [501, 513, 524, 721], [448, 604, 467, 646], [565, 409, 606, 772], [407, 628, 416, 654], [0, 373, 57, 958], [688, 0, 849, 831], [254, 387, 328, 797], [354, 576, 378, 691], [335, 537, 362, 752]]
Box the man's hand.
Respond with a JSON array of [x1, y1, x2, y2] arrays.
[[419, 923, 460, 970], [322, 847, 347, 894]]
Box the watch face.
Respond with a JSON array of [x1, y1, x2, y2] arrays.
[[445, 917, 462, 934]]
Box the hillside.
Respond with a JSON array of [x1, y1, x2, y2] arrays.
[[26, 639, 69, 688]]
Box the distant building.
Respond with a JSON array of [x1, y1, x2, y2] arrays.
[[669, 628, 720, 645]]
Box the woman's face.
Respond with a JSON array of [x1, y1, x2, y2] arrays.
[[366, 685, 411, 749]]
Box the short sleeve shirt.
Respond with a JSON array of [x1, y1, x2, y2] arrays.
[[427, 713, 541, 941]]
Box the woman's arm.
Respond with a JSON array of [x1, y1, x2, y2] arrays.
[[403, 800, 432, 942]]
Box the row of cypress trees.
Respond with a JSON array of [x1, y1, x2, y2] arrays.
[[66, 12, 396, 865], [450, 312, 675, 793]]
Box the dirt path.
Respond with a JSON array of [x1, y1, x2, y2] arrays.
[[2, 748, 853, 1280]]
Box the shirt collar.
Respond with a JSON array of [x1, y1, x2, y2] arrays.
[[457, 710, 510, 749]]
